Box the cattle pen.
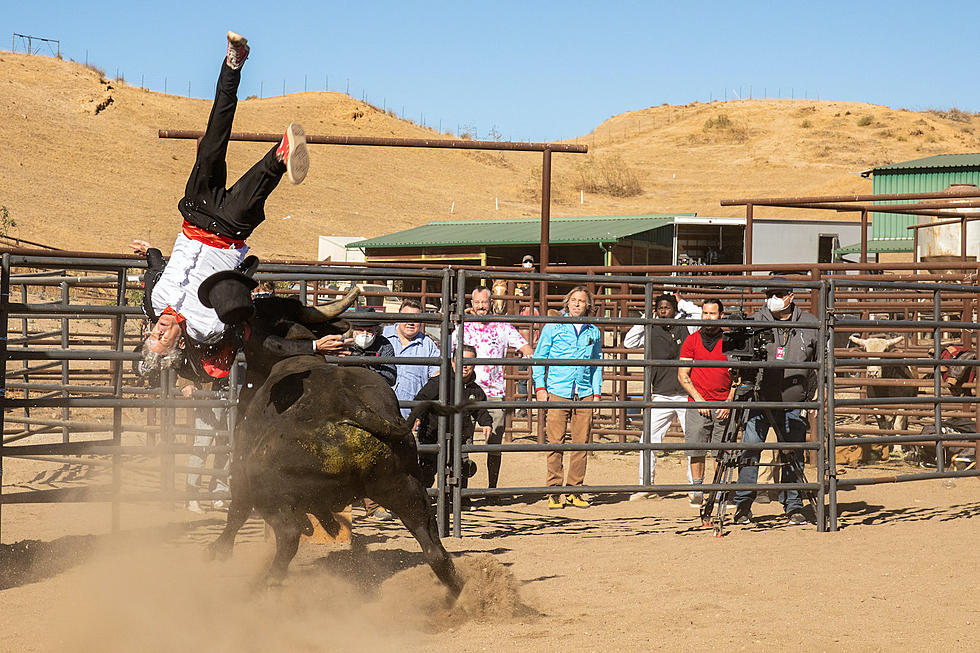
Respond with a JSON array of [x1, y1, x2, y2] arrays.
[[0, 249, 978, 540]]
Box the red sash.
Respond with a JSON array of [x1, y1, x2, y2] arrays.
[[181, 220, 246, 249]]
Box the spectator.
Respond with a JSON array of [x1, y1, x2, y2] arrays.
[[251, 280, 276, 300], [383, 299, 440, 418], [413, 345, 492, 505], [622, 293, 702, 501], [348, 313, 396, 387], [732, 277, 819, 526], [453, 286, 534, 491], [677, 299, 735, 508], [533, 286, 603, 509]]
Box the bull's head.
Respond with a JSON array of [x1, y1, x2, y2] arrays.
[[849, 335, 904, 378]]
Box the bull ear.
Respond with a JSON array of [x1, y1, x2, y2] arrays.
[[849, 335, 867, 347], [298, 286, 361, 322], [886, 336, 904, 348]]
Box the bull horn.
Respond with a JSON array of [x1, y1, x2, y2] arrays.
[[886, 336, 904, 348], [299, 286, 361, 322], [849, 335, 867, 347]]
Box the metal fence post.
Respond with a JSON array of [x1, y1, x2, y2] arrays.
[[640, 281, 653, 490], [816, 280, 827, 532], [435, 268, 453, 537], [452, 269, 466, 537], [826, 281, 838, 531], [0, 253, 10, 540], [111, 268, 126, 531]]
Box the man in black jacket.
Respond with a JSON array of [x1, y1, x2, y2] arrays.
[[733, 277, 820, 526], [412, 345, 492, 493], [348, 314, 396, 387], [623, 294, 701, 500]]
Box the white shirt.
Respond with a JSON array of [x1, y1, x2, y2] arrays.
[[150, 232, 248, 343], [623, 299, 702, 348]]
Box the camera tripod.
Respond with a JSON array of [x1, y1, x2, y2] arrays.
[[699, 373, 816, 537]]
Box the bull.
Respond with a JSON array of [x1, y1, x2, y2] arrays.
[[203, 281, 462, 596], [845, 335, 918, 464]]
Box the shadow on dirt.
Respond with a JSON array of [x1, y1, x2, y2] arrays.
[[0, 518, 223, 591]]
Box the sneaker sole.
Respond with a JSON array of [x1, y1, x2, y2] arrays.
[[285, 122, 309, 184], [227, 31, 248, 47]]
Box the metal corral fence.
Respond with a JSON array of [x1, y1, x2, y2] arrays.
[[1, 251, 978, 539]]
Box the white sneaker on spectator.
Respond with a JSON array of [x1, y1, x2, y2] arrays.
[[689, 492, 704, 508], [629, 491, 651, 501], [186, 500, 204, 514], [213, 500, 226, 510]]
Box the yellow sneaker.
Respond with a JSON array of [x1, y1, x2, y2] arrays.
[[547, 494, 564, 509], [565, 493, 591, 508]]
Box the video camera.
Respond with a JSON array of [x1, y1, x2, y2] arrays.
[[721, 310, 774, 362]]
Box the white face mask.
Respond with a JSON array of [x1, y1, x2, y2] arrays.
[[766, 295, 789, 312], [353, 332, 376, 349]]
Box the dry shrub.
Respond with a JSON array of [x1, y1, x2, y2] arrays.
[[521, 164, 573, 204], [692, 113, 748, 143], [857, 114, 873, 127], [573, 153, 642, 198], [928, 108, 973, 123], [464, 150, 511, 169], [800, 120, 813, 128]]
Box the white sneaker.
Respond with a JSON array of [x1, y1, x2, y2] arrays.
[[186, 500, 204, 514], [629, 491, 651, 502], [275, 123, 309, 185], [225, 31, 249, 70], [689, 492, 704, 508], [212, 500, 226, 510]]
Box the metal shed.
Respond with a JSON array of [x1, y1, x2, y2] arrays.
[[859, 153, 980, 257], [345, 214, 745, 268]]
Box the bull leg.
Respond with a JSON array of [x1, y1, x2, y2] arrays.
[[263, 508, 303, 586], [208, 456, 252, 560], [367, 474, 463, 599]]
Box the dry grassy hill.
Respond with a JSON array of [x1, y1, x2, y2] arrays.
[[2, 52, 979, 259]]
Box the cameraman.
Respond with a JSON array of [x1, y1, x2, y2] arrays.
[[732, 277, 819, 526]]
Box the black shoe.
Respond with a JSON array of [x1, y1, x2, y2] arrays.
[[733, 507, 752, 525], [786, 510, 807, 525]]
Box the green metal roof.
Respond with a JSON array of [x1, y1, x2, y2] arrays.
[[863, 153, 980, 175], [346, 214, 690, 249], [835, 238, 913, 256]]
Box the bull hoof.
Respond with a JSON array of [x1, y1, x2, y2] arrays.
[[207, 540, 233, 561]]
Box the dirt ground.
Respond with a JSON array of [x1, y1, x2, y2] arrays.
[[2, 446, 977, 652]]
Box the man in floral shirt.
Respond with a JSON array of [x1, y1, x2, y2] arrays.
[[454, 286, 534, 490]]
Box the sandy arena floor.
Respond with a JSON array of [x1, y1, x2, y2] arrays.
[[2, 448, 978, 652]]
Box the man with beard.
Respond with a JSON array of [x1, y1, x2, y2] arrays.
[[453, 286, 534, 492], [622, 293, 701, 501], [677, 299, 735, 508], [412, 345, 493, 504], [383, 299, 441, 418]]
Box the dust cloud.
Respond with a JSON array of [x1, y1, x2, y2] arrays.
[[47, 538, 535, 653]]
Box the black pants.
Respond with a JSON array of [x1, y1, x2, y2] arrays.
[[178, 61, 286, 241]]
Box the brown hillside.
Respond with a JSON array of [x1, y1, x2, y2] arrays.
[[2, 52, 979, 258]]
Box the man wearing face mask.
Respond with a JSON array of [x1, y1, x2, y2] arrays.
[[348, 314, 396, 387], [732, 277, 819, 526]]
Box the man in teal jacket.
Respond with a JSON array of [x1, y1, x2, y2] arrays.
[[533, 286, 603, 509]]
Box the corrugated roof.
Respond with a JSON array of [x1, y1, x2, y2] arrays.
[[862, 153, 980, 176], [835, 238, 913, 255], [346, 214, 689, 249]]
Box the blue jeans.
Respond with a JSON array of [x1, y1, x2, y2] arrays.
[[734, 408, 806, 513]]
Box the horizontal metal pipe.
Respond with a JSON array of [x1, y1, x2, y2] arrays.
[[833, 433, 979, 445], [721, 188, 980, 206], [835, 469, 979, 488], [4, 442, 231, 456], [0, 487, 230, 504], [158, 129, 588, 153], [463, 440, 818, 453], [458, 482, 821, 498]]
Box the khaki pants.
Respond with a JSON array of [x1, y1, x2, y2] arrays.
[[545, 393, 594, 487]]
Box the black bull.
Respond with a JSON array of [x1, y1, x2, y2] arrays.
[[207, 290, 463, 596]]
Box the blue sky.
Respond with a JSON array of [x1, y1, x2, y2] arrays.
[[5, 1, 980, 141]]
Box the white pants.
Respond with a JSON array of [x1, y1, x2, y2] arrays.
[[638, 394, 688, 484]]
